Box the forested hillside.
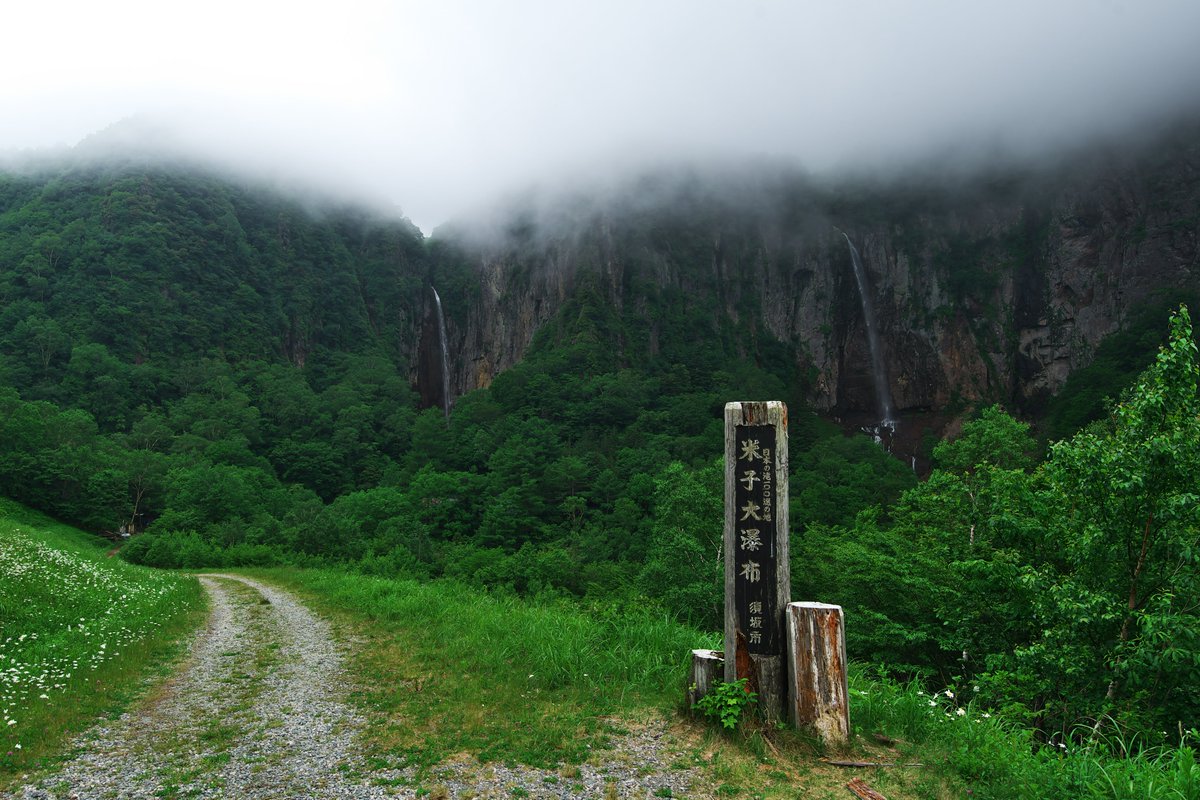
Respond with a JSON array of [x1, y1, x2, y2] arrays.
[[0, 159, 914, 580]]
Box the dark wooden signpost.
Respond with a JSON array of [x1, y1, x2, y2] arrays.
[[692, 399, 847, 742], [724, 401, 790, 723]]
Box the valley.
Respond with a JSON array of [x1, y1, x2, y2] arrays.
[[1, 118, 1198, 799]]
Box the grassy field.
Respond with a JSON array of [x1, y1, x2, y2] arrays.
[[3, 514, 1195, 799], [850, 672, 1200, 799], [0, 499, 205, 785], [245, 567, 720, 772], [256, 567, 1200, 800], [248, 568, 954, 797]]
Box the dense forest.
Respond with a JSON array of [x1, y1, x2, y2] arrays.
[[1, 154, 1197, 749]]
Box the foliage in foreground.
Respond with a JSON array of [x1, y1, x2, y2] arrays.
[[1, 496, 1195, 798], [248, 566, 1200, 799], [0, 499, 204, 781], [792, 307, 1200, 742], [852, 671, 1200, 800], [693, 679, 757, 730]]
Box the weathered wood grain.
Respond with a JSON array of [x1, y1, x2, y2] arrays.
[[787, 601, 850, 745]]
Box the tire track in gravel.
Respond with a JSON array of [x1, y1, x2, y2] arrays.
[[12, 574, 391, 800]]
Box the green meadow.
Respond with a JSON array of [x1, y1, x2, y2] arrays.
[[255, 567, 1200, 800], [248, 566, 721, 771], [3, 505, 1199, 798], [0, 499, 204, 783]]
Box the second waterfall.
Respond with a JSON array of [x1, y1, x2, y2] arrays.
[[431, 286, 452, 424], [840, 232, 896, 430]]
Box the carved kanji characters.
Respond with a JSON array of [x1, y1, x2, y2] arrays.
[[739, 439, 763, 462], [739, 529, 762, 551]]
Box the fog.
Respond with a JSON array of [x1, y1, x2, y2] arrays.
[[3, 0, 1199, 234]]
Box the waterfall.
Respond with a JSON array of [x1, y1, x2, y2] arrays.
[[840, 232, 896, 429], [431, 286, 451, 425]]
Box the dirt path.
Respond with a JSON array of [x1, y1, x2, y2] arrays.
[[12, 575, 701, 800], [13, 574, 389, 799]]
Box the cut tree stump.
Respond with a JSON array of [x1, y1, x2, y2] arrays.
[[786, 601, 850, 746], [688, 649, 723, 706]]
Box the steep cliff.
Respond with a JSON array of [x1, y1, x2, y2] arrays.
[[421, 125, 1200, 434], [2, 129, 1195, 446]]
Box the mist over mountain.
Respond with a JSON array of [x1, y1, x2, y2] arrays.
[[4, 2, 1200, 232], [427, 114, 1197, 430], [4, 109, 1196, 438]]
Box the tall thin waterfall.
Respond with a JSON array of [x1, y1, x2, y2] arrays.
[[841, 232, 896, 428], [431, 287, 451, 425]]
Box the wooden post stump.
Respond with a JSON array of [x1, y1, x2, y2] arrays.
[[687, 649, 724, 707], [786, 602, 850, 746]]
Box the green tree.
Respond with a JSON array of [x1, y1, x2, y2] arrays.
[[639, 459, 724, 628], [791, 432, 917, 528], [1032, 306, 1200, 735], [792, 509, 945, 674], [845, 407, 1047, 679], [60, 343, 135, 430], [7, 314, 71, 384]]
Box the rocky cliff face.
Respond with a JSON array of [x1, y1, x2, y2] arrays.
[[418, 128, 1200, 427]]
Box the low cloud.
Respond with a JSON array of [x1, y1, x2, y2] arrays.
[[2, 1, 1199, 233]]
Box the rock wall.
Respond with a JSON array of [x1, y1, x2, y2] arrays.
[[418, 130, 1200, 422]]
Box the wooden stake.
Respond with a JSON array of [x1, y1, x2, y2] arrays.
[[846, 778, 888, 800]]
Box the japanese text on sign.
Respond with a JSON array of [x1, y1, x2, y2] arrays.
[[733, 424, 778, 655]]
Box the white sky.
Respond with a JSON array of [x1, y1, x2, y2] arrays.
[[3, 1, 1200, 233]]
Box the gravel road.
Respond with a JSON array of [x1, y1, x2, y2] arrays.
[[10, 575, 701, 800]]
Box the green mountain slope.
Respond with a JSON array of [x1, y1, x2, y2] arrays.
[[0, 164, 427, 414]]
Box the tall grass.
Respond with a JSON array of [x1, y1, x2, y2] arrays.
[[850, 668, 1200, 799], [263, 567, 716, 697], [215, 566, 1200, 797], [248, 567, 718, 771], [0, 499, 205, 784]]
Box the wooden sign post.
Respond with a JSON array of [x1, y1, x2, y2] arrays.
[[724, 401, 790, 723]]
